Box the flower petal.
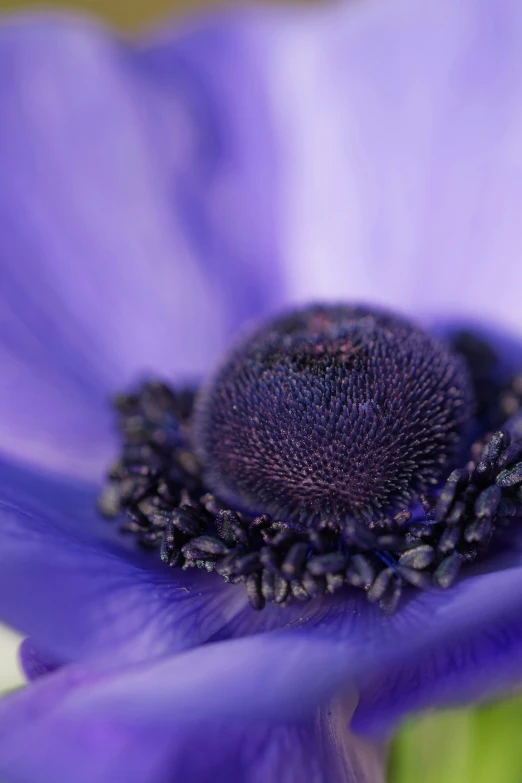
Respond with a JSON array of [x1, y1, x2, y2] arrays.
[[0, 14, 283, 480], [136, 9, 283, 333], [19, 639, 59, 682], [353, 557, 522, 735], [0, 636, 385, 783], [258, 0, 522, 334], [213, 531, 522, 733], [7, 457, 522, 746], [6, 453, 522, 733], [0, 460, 249, 667], [295, 543, 522, 736]]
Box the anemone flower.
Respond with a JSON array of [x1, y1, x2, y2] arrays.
[[3, 0, 522, 781]]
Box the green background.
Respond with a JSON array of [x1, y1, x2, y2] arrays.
[[0, 0, 310, 31], [390, 699, 522, 783], [0, 0, 204, 30], [2, 0, 522, 780]]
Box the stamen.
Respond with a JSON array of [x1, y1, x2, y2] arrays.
[[99, 382, 522, 614], [98, 314, 522, 614]]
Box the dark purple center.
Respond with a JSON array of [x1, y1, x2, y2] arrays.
[[194, 304, 474, 525]]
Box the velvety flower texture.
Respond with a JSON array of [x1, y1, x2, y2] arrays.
[[3, 0, 522, 781]]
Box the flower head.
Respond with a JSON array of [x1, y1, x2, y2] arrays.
[[3, 1, 522, 782]]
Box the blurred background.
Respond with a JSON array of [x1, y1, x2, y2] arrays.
[[0, 0, 270, 30], [1, 1, 522, 782]]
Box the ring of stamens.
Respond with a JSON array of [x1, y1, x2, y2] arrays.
[[99, 367, 522, 615]]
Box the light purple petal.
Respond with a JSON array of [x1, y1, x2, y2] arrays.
[[251, 0, 522, 336], [5, 0, 521, 483], [0, 637, 385, 783], [0, 14, 283, 480], [136, 9, 282, 333]]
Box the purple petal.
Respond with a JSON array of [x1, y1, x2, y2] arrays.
[[6, 452, 522, 735], [6, 450, 522, 737], [19, 639, 59, 681], [306, 546, 522, 735], [0, 459, 342, 665], [354, 611, 522, 738], [0, 636, 385, 783], [353, 554, 522, 735], [136, 9, 283, 332], [257, 0, 522, 335], [215, 536, 522, 733], [0, 460, 250, 667], [0, 14, 283, 480]]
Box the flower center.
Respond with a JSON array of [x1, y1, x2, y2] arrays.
[[194, 305, 473, 524], [98, 305, 522, 614]]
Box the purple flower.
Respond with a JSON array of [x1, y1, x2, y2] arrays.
[[2, 0, 522, 781]]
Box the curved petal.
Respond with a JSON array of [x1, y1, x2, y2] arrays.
[[0, 458, 349, 666], [135, 9, 283, 334], [0, 637, 385, 783], [0, 460, 390, 669], [0, 457, 359, 667], [4, 0, 522, 476], [0, 455, 346, 666], [0, 460, 250, 668], [354, 605, 522, 738], [253, 0, 522, 336], [351, 545, 522, 735], [0, 14, 284, 480], [307, 543, 522, 735], [7, 452, 522, 730], [219, 533, 522, 732]]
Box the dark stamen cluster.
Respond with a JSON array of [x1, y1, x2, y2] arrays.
[[99, 379, 522, 614], [499, 372, 522, 421], [451, 330, 522, 428]]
